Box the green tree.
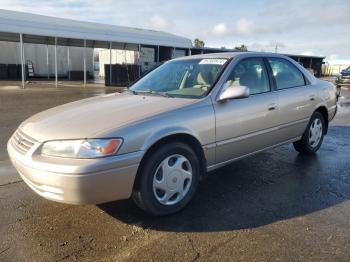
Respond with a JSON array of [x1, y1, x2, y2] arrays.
[[233, 44, 248, 51], [193, 38, 205, 48]]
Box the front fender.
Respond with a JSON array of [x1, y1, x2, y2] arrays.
[[98, 98, 215, 162], [141, 126, 202, 152]]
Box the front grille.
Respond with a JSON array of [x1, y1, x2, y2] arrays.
[[11, 129, 36, 154]]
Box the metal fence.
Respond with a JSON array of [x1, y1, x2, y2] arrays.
[[322, 64, 349, 76]]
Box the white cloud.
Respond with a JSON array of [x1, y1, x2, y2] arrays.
[[329, 54, 338, 60], [235, 18, 256, 35], [0, 0, 350, 59], [249, 41, 287, 52], [327, 59, 350, 65], [211, 23, 227, 36], [149, 14, 169, 30]]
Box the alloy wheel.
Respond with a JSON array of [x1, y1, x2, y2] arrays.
[[309, 118, 323, 148]]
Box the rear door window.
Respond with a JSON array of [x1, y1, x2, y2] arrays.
[[268, 58, 305, 90]]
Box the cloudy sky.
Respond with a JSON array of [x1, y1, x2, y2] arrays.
[[1, 0, 349, 61]]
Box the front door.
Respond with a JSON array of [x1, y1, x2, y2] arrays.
[[213, 57, 279, 164]]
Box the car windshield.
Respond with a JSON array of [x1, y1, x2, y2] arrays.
[[129, 58, 228, 98]]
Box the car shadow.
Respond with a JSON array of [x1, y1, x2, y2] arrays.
[[98, 126, 350, 232]]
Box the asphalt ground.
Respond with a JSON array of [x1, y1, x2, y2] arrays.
[[0, 82, 349, 261]]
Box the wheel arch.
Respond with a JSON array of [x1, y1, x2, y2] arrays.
[[133, 133, 207, 190]]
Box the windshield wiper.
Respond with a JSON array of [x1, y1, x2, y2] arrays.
[[123, 88, 131, 93], [123, 88, 137, 95], [131, 89, 171, 97]]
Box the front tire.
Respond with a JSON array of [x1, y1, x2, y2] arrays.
[[132, 142, 200, 216], [293, 112, 325, 154]]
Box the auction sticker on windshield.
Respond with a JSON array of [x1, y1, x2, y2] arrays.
[[199, 59, 227, 65]]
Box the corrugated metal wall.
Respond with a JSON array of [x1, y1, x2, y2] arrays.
[[0, 41, 93, 77]]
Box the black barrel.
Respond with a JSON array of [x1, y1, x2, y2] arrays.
[[0, 64, 8, 79], [8, 64, 19, 79]]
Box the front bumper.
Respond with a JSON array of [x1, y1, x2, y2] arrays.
[[7, 139, 143, 205]]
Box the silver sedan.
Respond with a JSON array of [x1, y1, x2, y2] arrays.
[[7, 52, 338, 215]]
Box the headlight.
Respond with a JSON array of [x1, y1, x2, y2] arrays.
[[41, 138, 123, 158]]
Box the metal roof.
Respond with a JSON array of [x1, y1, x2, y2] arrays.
[[0, 9, 192, 48]]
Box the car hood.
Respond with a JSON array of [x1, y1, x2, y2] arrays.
[[19, 92, 196, 142]]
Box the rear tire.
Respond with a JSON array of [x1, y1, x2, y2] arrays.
[[293, 112, 325, 154], [132, 142, 200, 216]]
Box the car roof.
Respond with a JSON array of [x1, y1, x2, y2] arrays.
[[172, 51, 290, 61], [171, 51, 319, 85]]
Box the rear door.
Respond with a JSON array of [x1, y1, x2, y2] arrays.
[[266, 57, 316, 142], [213, 57, 279, 164]]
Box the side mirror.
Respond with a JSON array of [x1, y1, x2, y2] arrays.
[[218, 85, 250, 101]]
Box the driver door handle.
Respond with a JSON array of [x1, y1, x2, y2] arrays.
[[267, 103, 278, 111]]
